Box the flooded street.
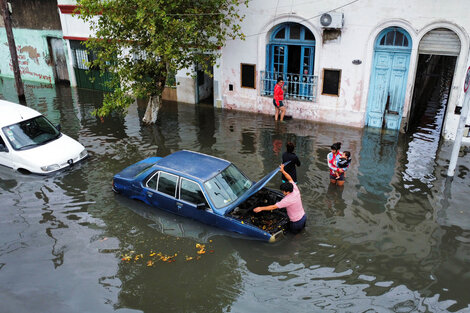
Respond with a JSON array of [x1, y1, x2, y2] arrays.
[[1, 78, 470, 313]]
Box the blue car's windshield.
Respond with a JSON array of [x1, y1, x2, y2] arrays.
[[204, 164, 253, 209], [2, 115, 60, 150]]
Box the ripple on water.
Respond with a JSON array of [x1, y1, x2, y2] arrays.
[[1, 79, 470, 312]]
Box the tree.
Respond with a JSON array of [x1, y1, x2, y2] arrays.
[[76, 0, 248, 123]]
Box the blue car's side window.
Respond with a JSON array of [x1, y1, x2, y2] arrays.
[[157, 172, 178, 197], [146, 172, 159, 190], [180, 179, 206, 205]]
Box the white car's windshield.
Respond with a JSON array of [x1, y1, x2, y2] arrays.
[[2, 115, 60, 150], [204, 164, 253, 209]]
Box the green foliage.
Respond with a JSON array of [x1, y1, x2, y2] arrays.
[[96, 88, 134, 117], [75, 0, 248, 117]]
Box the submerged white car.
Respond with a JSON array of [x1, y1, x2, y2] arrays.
[[0, 100, 88, 174]]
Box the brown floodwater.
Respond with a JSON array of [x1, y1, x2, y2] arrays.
[[1, 78, 469, 313]]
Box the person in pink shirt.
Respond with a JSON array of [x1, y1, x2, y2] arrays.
[[254, 164, 306, 233]]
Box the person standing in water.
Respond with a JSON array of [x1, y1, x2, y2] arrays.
[[254, 164, 306, 234], [282, 142, 301, 184], [334, 151, 351, 179], [327, 142, 345, 186], [273, 77, 286, 121]]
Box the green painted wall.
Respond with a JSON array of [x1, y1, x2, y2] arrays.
[[0, 29, 66, 84]]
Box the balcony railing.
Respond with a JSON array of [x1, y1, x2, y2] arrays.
[[260, 71, 318, 102]]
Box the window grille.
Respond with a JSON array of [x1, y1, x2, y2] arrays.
[[260, 71, 318, 102]]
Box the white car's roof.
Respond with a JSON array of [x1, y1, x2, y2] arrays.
[[0, 100, 41, 128]]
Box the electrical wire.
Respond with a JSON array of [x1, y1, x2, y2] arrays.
[[273, 0, 280, 28], [239, 0, 360, 39]]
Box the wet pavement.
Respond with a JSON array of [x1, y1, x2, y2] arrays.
[[0, 78, 470, 312]]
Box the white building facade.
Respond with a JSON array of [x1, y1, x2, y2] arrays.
[[213, 0, 470, 142], [57, 0, 470, 142]]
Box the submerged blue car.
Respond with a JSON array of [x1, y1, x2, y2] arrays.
[[112, 150, 289, 242]]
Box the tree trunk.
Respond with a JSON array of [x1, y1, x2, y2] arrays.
[[142, 95, 161, 124]]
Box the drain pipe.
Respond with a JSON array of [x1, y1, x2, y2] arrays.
[[447, 66, 470, 176]]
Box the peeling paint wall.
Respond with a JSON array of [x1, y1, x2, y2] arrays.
[[0, 29, 64, 84], [0, 0, 68, 85]]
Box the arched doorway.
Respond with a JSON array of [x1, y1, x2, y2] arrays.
[[407, 28, 461, 134], [263, 23, 316, 100], [366, 27, 412, 130]]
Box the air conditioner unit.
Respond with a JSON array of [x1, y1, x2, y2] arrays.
[[320, 12, 344, 29]]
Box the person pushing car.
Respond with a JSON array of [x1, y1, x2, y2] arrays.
[[253, 164, 307, 234]]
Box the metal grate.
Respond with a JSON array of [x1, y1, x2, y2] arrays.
[[260, 71, 318, 102], [73, 49, 90, 70]]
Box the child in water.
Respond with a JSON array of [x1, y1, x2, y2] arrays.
[[335, 151, 351, 179]]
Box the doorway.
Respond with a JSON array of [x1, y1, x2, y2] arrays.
[[407, 55, 456, 134], [47, 37, 70, 85], [406, 28, 461, 135], [69, 40, 113, 92], [365, 27, 412, 130], [264, 23, 316, 100], [195, 62, 213, 104]]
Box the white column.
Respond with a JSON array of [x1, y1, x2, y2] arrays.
[[213, 56, 223, 108], [447, 91, 470, 176]]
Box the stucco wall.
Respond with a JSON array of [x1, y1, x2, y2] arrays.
[[176, 68, 196, 104], [0, 29, 65, 84], [58, 8, 95, 39], [219, 0, 470, 141]]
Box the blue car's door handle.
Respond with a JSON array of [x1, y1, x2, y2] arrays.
[[147, 192, 153, 198], [176, 202, 183, 209]]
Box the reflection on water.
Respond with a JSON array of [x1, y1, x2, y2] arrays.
[[0, 78, 470, 312], [356, 128, 400, 214], [405, 58, 453, 187]]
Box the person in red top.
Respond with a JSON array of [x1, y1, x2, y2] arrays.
[[273, 77, 286, 121]]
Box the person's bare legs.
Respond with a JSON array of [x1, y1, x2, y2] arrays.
[[274, 107, 280, 120], [280, 106, 286, 121], [336, 170, 345, 186]]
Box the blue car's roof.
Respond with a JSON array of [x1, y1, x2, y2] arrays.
[[156, 150, 231, 181]]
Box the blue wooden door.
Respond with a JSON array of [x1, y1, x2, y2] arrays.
[[271, 44, 287, 78], [366, 52, 391, 128], [366, 52, 410, 129], [265, 44, 287, 95], [384, 53, 409, 129], [366, 28, 411, 130], [299, 47, 314, 99]]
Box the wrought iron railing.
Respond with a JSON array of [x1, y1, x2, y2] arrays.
[[260, 71, 318, 102]]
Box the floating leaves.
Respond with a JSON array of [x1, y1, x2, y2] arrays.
[[196, 243, 206, 255], [120, 242, 214, 266], [158, 252, 177, 263]]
